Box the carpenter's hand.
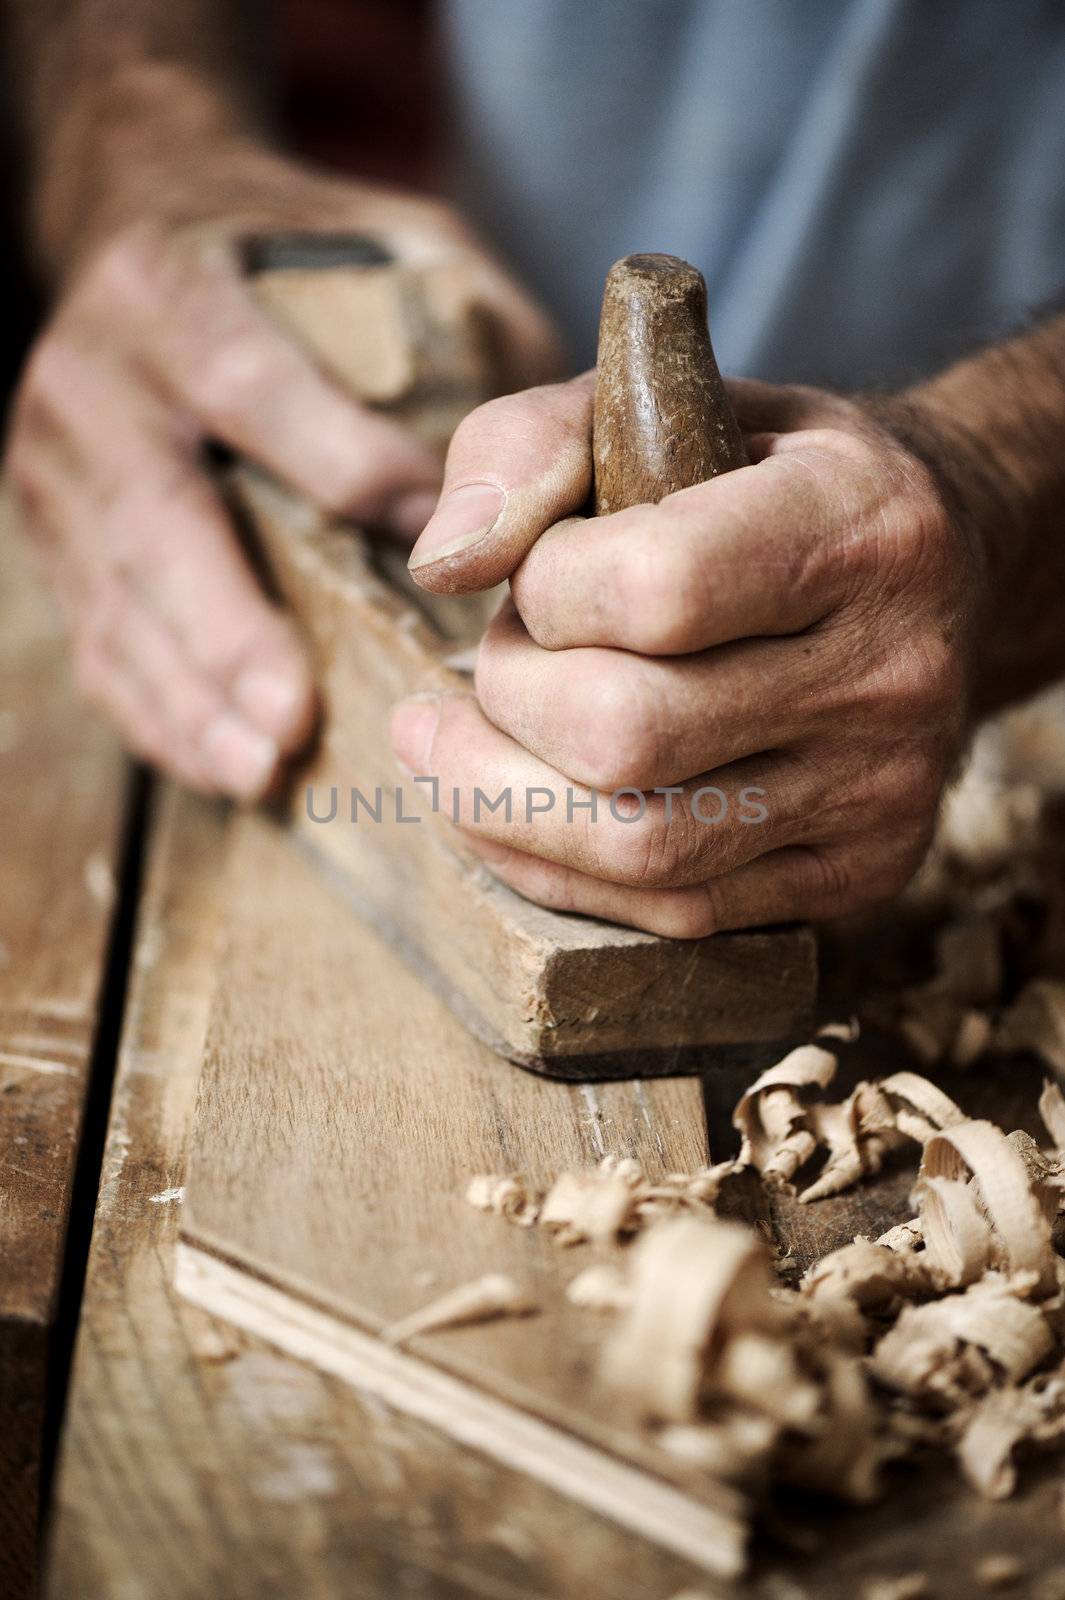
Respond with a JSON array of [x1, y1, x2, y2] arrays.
[[6, 148, 562, 798], [390, 375, 981, 935]]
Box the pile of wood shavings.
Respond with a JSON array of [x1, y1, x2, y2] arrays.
[[447, 690, 1065, 1513], [459, 1053, 1065, 1508]]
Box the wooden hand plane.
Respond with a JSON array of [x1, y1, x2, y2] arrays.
[[227, 234, 816, 1077]]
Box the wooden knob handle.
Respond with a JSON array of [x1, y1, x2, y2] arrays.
[[592, 253, 747, 516]]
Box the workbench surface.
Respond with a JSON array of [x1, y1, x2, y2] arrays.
[[4, 508, 1065, 1600]]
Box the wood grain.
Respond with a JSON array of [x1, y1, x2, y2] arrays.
[[177, 805, 749, 1577], [49, 785, 1065, 1596], [0, 509, 129, 1599], [233, 467, 817, 1075], [47, 785, 737, 1600]]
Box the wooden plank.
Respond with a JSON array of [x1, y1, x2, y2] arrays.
[[235, 466, 817, 1076], [177, 806, 749, 1577], [50, 785, 1065, 1597], [46, 784, 736, 1600], [0, 508, 130, 1599]]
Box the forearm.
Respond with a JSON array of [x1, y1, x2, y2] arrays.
[[878, 311, 1065, 716], [6, 0, 273, 277]]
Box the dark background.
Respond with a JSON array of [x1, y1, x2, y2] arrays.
[[0, 0, 441, 418]]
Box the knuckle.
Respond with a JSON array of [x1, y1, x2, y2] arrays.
[[85, 223, 169, 319], [618, 537, 699, 654], [579, 671, 663, 791], [190, 333, 276, 428], [604, 809, 686, 891], [807, 847, 855, 904]]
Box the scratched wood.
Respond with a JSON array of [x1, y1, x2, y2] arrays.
[[45, 785, 731, 1600], [0, 507, 129, 1599], [48, 785, 1065, 1596], [176, 806, 749, 1576]]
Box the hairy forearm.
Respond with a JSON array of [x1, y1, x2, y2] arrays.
[[6, 0, 273, 275], [878, 311, 1065, 716]]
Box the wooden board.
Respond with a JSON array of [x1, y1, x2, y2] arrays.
[[235, 466, 817, 1076], [0, 509, 129, 1599], [47, 785, 740, 1600], [50, 784, 1065, 1598], [176, 805, 749, 1578]]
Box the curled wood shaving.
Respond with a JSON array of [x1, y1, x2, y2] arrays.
[[879, 1071, 965, 1145], [382, 1274, 537, 1345], [995, 979, 1065, 1074], [604, 1216, 784, 1423], [465, 1173, 539, 1226], [817, 1016, 860, 1042], [956, 1370, 1065, 1499], [870, 1277, 1054, 1405], [565, 1262, 631, 1312], [916, 1175, 993, 1287], [799, 1081, 897, 1203], [1040, 1078, 1065, 1151], [920, 1120, 1057, 1289], [732, 1045, 838, 1189], [539, 1166, 643, 1247], [801, 1238, 931, 1316]]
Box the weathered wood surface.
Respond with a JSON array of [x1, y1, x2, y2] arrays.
[[48, 782, 1065, 1598], [239, 250, 817, 1075], [177, 806, 746, 1576], [0, 509, 129, 1599], [46, 786, 728, 1600], [235, 468, 817, 1076]]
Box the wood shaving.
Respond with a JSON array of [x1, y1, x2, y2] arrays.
[[732, 1045, 838, 1189], [920, 1120, 1057, 1288], [565, 1263, 631, 1311], [604, 1216, 787, 1423], [539, 1167, 643, 1247], [973, 1554, 1025, 1589], [1039, 1079, 1065, 1149], [879, 1071, 965, 1144], [816, 1017, 860, 1042], [465, 1173, 539, 1226], [995, 980, 1065, 1075], [382, 1274, 537, 1344], [870, 1277, 1054, 1405], [860, 1578, 928, 1600]]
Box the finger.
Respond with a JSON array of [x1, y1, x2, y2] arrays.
[[140, 257, 443, 534], [390, 691, 801, 890], [406, 371, 595, 593], [99, 586, 285, 798], [72, 630, 217, 793], [460, 835, 891, 937], [13, 393, 318, 769], [474, 600, 820, 789], [508, 448, 848, 655], [723, 376, 831, 436]]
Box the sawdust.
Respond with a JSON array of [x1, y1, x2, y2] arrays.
[[381, 1274, 537, 1344], [456, 691, 1065, 1530]]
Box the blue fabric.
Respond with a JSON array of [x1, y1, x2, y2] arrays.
[[441, 0, 1065, 387]]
